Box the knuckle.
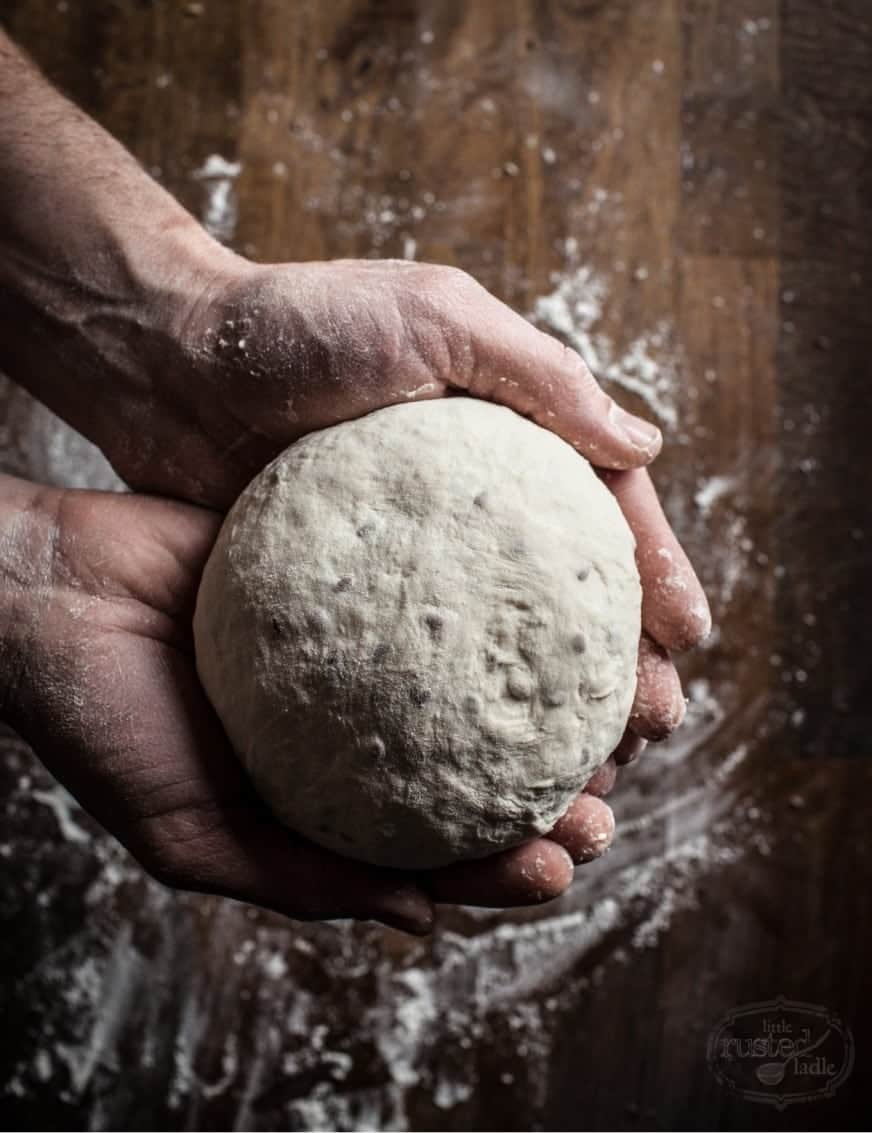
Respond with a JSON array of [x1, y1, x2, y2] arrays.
[[564, 345, 601, 394], [402, 266, 479, 377], [437, 264, 475, 288], [427, 265, 482, 306]]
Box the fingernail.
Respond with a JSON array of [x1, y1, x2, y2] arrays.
[[610, 403, 662, 456]]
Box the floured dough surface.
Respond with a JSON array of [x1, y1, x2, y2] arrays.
[[194, 399, 641, 868]]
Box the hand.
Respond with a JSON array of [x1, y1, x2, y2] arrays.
[[164, 256, 710, 753], [0, 476, 623, 933], [130, 257, 663, 506], [152, 255, 708, 749], [35, 243, 704, 760], [0, 35, 707, 771]]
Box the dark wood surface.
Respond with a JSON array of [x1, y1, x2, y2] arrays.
[[1, 2, 871, 1129]]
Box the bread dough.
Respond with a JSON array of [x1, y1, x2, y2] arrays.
[[193, 399, 641, 868]]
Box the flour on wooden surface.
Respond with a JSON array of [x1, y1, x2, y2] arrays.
[[0, 272, 756, 1130], [192, 154, 241, 243], [532, 266, 680, 430]]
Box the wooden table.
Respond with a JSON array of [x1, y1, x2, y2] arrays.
[[1, 2, 870, 1128]]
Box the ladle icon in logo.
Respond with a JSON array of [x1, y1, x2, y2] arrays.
[[707, 997, 853, 1109], [755, 1028, 831, 1087]]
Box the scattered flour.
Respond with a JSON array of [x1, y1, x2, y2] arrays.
[[0, 376, 122, 489], [532, 266, 680, 429], [31, 785, 92, 846], [695, 474, 736, 517], [2, 684, 758, 1130], [0, 330, 753, 1129], [0, 243, 754, 1131], [55, 924, 141, 1095], [192, 154, 242, 242]]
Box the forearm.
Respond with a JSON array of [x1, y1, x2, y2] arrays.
[[0, 31, 230, 454]]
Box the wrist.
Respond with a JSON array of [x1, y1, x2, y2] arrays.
[[0, 31, 242, 478], [0, 205, 239, 477], [148, 223, 244, 356], [0, 476, 63, 726]]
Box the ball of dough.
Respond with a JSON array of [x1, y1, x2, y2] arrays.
[[194, 399, 641, 869]]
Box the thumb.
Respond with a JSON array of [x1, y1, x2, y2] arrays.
[[459, 295, 662, 469]]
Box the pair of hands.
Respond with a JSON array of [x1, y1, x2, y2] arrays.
[[1, 253, 709, 935]]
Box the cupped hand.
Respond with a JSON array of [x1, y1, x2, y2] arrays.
[[1, 477, 624, 933], [139, 258, 664, 508], [202, 259, 706, 740], [144, 256, 709, 750]]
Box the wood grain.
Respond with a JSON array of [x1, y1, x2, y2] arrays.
[[1, 1, 870, 1128]]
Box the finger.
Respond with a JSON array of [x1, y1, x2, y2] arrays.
[[612, 727, 648, 766], [600, 467, 711, 650], [584, 756, 617, 797], [458, 293, 662, 469], [547, 794, 616, 864], [156, 809, 436, 936], [424, 838, 574, 908], [629, 633, 686, 741]]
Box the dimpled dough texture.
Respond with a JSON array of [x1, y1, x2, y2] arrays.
[[194, 399, 641, 869]]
